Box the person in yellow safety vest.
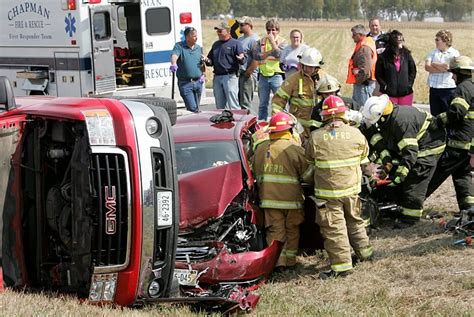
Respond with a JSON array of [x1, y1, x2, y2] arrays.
[[347, 24, 377, 106], [271, 47, 327, 141], [251, 112, 314, 271], [361, 94, 446, 227], [305, 95, 373, 280], [249, 18, 288, 121]]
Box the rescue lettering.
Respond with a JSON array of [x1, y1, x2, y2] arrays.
[[323, 131, 351, 141], [7, 2, 50, 21], [263, 163, 284, 174], [145, 67, 171, 79]]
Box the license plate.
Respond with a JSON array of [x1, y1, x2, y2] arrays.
[[173, 269, 198, 286], [157, 191, 172, 226]]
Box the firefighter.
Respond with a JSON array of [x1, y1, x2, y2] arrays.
[[426, 56, 474, 212], [361, 94, 446, 225], [306, 95, 373, 279], [252, 112, 313, 270], [271, 47, 327, 140], [310, 75, 361, 131]]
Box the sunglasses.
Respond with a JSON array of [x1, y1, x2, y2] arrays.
[[266, 28, 277, 32]]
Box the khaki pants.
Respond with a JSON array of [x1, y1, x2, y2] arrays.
[[315, 195, 372, 272], [264, 208, 304, 267]]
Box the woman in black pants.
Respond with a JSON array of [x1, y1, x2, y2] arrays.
[[375, 30, 417, 106]]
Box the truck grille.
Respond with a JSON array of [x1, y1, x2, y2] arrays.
[[90, 151, 130, 268]]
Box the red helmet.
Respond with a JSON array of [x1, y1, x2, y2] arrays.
[[268, 112, 295, 133], [320, 95, 348, 116]]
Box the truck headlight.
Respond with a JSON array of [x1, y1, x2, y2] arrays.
[[88, 273, 117, 302], [82, 110, 116, 145], [145, 117, 161, 136], [148, 279, 162, 298]]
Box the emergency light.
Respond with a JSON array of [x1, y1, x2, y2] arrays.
[[180, 12, 192, 24], [67, 0, 76, 10]]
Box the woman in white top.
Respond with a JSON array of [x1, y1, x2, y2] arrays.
[[425, 29, 460, 115], [280, 29, 309, 78]]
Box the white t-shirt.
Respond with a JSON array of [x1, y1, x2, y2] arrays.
[[280, 44, 309, 76], [426, 46, 460, 89]]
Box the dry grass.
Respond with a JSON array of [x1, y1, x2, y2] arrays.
[[1, 178, 473, 315], [202, 20, 474, 104]]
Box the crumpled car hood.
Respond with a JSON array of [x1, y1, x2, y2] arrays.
[[178, 161, 243, 230]]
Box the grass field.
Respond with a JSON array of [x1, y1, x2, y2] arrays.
[[201, 20, 474, 104], [1, 20, 473, 316]]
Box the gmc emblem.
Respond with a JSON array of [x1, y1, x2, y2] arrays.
[[104, 186, 117, 235]]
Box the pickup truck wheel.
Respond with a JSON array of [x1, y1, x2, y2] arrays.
[[111, 96, 177, 125], [129, 97, 177, 125]]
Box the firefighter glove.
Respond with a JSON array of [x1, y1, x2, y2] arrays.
[[169, 64, 178, 73]]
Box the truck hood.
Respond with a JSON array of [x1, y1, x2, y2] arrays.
[[178, 161, 243, 230]]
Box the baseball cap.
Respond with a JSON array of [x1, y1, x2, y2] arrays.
[[214, 21, 230, 30], [237, 16, 253, 25]]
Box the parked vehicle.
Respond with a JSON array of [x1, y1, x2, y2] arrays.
[[172, 110, 283, 311], [0, 76, 179, 305], [0, 0, 201, 107]]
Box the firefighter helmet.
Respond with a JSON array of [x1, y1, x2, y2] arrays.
[[317, 75, 341, 94], [321, 95, 347, 116], [298, 48, 323, 67], [449, 56, 474, 75], [361, 94, 390, 127], [268, 112, 295, 133]]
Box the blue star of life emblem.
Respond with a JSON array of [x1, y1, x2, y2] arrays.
[[65, 13, 76, 37]]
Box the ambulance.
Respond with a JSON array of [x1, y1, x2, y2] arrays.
[[0, 0, 202, 102]]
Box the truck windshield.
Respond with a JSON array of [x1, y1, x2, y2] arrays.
[[175, 141, 240, 175]]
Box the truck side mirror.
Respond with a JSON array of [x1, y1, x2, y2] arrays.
[[0, 76, 16, 112]]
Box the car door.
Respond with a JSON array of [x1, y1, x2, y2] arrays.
[[90, 5, 117, 94]]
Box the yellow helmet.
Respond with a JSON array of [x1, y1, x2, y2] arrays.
[[317, 75, 341, 94], [449, 56, 474, 75]]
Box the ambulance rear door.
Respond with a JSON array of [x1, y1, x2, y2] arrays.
[[140, 0, 177, 90], [90, 5, 116, 94]]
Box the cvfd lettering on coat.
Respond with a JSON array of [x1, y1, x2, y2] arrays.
[[264, 163, 284, 173], [8, 3, 50, 20], [323, 131, 351, 141], [105, 186, 117, 235]]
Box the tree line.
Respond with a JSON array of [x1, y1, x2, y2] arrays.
[[200, 0, 472, 22]]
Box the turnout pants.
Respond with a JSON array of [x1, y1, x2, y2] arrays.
[[264, 208, 304, 267], [315, 195, 372, 273], [426, 147, 473, 211], [400, 154, 441, 220]]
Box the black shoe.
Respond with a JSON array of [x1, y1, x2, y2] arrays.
[[273, 266, 286, 274], [352, 253, 374, 265], [319, 270, 352, 280]]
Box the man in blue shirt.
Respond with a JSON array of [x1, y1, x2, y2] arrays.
[[237, 16, 259, 112], [170, 27, 204, 113], [203, 22, 245, 110]]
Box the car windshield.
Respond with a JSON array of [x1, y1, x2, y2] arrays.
[[175, 141, 240, 175]]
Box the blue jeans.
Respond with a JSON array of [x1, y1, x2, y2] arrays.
[[352, 81, 376, 106], [213, 74, 240, 110], [429, 87, 455, 116], [178, 80, 203, 112], [258, 74, 283, 120]]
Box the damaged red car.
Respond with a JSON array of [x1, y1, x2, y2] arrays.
[[172, 110, 282, 310]]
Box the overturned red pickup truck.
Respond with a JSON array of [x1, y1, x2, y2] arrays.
[[0, 77, 179, 305]]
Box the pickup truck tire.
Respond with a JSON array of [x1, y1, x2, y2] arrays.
[[112, 96, 177, 125], [130, 97, 177, 126]]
